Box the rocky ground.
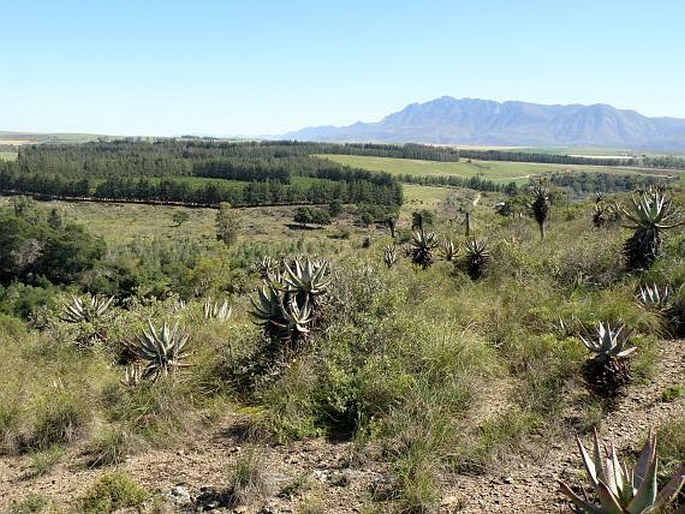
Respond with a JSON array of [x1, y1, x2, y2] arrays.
[[1, 340, 684, 513]]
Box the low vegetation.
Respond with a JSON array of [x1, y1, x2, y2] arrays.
[[0, 144, 683, 512]]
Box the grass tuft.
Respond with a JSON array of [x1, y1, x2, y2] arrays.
[[80, 471, 149, 514]]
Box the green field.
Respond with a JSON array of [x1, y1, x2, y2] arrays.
[[0, 182, 468, 246], [317, 154, 669, 184], [0, 151, 17, 161], [516, 146, 685, 158]]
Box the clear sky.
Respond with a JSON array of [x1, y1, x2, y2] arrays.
[[1, 0, 683, 136]]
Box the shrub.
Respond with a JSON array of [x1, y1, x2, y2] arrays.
[[227, 449, 274, 506], [86, 424, 137, 467], [5, 493, 52, 514], [80, 471, 148, 514], [29, 445, 65, 477], [30, 392, 92, 450]]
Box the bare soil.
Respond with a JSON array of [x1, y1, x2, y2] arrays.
[[1, 340, 683, 513]]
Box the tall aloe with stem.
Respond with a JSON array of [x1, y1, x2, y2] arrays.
[[532, 186, 550, 239], [409, 230, 440, 269], [623, 188, 681, 271], [530, 181, 550, 240], [461, 239, 490, 280], [249, 256, 330, 348], [579, 322, 636, 403]]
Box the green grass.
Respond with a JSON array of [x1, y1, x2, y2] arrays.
[[317, 154, 678, 184], [402, 184, 454, 209], [0, 151, 17, 161], [79, 471, 148, 513], [0, 186, 683, 511]]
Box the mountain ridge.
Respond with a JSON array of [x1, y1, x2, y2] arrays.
[[283, 97, 685, 150]]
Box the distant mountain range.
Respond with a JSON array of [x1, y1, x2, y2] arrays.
[[283, 97, 685, 151]]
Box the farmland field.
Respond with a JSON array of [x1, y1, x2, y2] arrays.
[[317, 153, 674, 184]]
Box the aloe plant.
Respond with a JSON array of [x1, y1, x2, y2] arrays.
[[623, 188, 681, 271], [134, 321, 191, 382], [250, 256, 278, 280], [440, 239, 457, 261], [383, 244, 398, 268], [409, 230, 440, 269], [636, 284, 671, 311], [250, 284, 289, 340], [203, 298, 232, 321], [580, 322, 636, 401], [560, 429, 685, 513], [530, 182, 550, 240], [283, 257, 330, 302], [60, 294, 114, 323], [462, 239, 490, 280]]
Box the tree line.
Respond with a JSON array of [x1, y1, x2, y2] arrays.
[[395, 173, 517, 193], [546, 171, 676, 194], [1, 141, 403, 207]]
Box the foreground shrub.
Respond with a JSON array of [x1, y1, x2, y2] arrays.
[[80, 471, 148, 514], [30, 391, 92, 450], [227, 449, 274, 506]]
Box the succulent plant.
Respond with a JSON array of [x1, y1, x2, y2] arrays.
[[560, 429, 685, 513], [556, 314, 581, 338], [203, 298, 232, 321], [636, 284, 671, 311], [134, 321, 191, 382], [249, 283, 314, 344], [530, 182, 550, 240], [280, 296, 314, 337], [636, 283, 684, 337], [120, 364, 142, 387], [60, 294, 114, 323], [409, 230, 440, 269], [250, 256, 278, 280], [250, 284, 288, 340], [593, 203, 608, 228], [283, 257, 330, 301], [462, 239, 490, 280], [440, 239, 457, 261], [579, 322, 636, 401], [623, 188, 681, 271], [249, 256, 330, 347], [383, 244, 398, 268], [170, 298, 187, 313]]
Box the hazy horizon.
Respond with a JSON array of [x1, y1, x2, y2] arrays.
[[2, 0, 684, 137]]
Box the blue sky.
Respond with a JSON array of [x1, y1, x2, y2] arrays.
[[1, 0, 683, 136]]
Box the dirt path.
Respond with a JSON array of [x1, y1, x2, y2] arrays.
[[1, 340, 683, 513]]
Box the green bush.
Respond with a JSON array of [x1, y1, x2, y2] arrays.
[[5, 493, 52, 514], [80, 471, 148, 514], [29, 391, 92, 450]]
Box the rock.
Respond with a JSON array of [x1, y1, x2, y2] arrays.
[[166, 484, 192, 506], [330, 470, 351, 487], [259, 501, 282, 514]]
